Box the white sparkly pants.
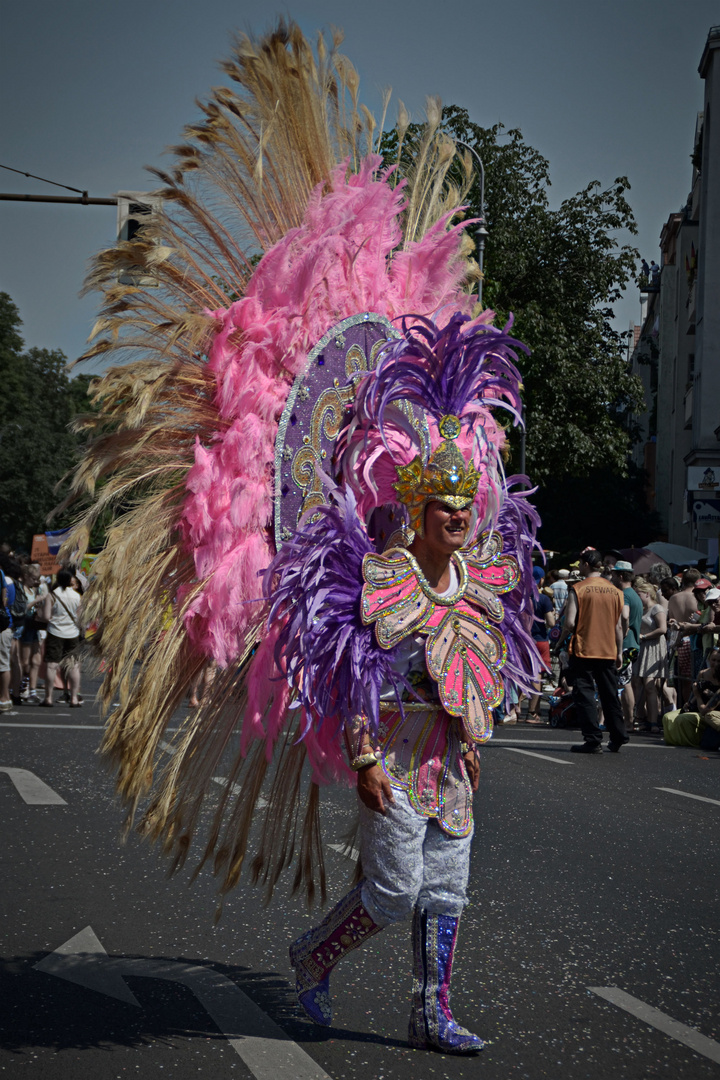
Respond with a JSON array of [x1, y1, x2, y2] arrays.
[[358, 789, 473, 927]]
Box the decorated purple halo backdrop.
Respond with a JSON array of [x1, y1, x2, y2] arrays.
[[274, 313, 429, 553]]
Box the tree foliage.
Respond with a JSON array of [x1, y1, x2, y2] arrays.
[[533, 463, 662, 554], [380, 107, 645, 485], [0, 292, 93, 550]]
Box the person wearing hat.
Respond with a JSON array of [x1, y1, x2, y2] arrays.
[[610, 560, 643, 731], [669, 576, 713, 690], [701, 589, 720, 659], [669, 582, 720, 683], [601, 549, 623, 581], [560, 548, 627, 753]]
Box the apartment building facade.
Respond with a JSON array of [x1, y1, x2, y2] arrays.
[[630, 26, 720, 562]]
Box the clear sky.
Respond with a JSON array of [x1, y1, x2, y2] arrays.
[[1, 0, 719, 371]]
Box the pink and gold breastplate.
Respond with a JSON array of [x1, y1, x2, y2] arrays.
[[361, 532, 519, 742]]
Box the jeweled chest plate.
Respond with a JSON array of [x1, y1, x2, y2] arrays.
[[361, 532, 519, 741]]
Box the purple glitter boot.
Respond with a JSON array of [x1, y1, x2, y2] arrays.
[[408, 908, 484, 1054], [289, 881, 382, 1026]]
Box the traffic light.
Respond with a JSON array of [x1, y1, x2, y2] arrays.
[[115, 190, 162, 286]]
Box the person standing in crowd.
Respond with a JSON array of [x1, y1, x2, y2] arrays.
[[669, 577, 713, 690], [546, 568, 569, 685], [661, 577, 681, 706], [660, 577, 679, 606], [647, 563, 672, 607], [690, 580, 718, 676], [526, 566, 555, 722], [670, 584, 720, 669], [549, 568, 570, 614], [39, 568, 83, 707], [667, 569, 703, 704], [634, 582, 668, 734], [602, 549, 622, 579], [701, 588, 720, 658], [611, 560, 643, 733], [15, 563, 48, 704], [561, 548, 627, 753], [0, 560, 15, 712]]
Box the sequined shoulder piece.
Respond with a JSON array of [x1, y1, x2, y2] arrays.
[[462, 531, 520, 622], [361, 549, 434, 649]]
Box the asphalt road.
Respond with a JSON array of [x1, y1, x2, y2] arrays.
[[1, 676, 719, 1079]]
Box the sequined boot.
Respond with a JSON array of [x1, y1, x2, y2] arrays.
[[408, 908, 484, 1054], [289, 880, 382, 1026]]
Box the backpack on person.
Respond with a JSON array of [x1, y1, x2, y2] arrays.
[[10, 580, 27, 623]]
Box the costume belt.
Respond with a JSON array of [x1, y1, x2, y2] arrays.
[[374, 705, 472, 837]]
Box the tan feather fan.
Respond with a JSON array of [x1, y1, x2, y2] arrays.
[[61, 19, 477, 907]]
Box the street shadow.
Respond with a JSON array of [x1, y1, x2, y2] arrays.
[[0, 951, 408, 1055]]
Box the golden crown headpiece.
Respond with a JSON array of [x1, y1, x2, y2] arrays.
[[392, 414, 480, 537]]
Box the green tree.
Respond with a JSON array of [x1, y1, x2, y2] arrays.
[[0, 293, 92, 550], [533, 463, 662, 553], [381, 108, 645, 485]]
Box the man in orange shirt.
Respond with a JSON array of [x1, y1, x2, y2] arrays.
[[562, 548, 627, 753]]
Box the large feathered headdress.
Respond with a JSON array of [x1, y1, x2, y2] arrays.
[[339, 311, 526, 539], [60, 21, 534, 910]]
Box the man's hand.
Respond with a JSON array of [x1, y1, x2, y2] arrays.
[[463, 749, 480, 792], [356, 763, 396, 815], [615, 652, 623, 670]]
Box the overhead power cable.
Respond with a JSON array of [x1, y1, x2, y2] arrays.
[[0, 164, 116, 205], [0, 163, 86, 194]]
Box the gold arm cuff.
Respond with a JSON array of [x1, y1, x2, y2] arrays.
[[350, 751, 380, 772]]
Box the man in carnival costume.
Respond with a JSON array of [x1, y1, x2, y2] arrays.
[[271, 314, 541, 1053], [64, 21, 540, 1058]]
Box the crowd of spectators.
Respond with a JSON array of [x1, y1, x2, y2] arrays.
[[0, 543, 86, 711], [524, 548, 720, 751]]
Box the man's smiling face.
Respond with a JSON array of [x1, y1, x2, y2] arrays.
[[422, 500, 472, 555]]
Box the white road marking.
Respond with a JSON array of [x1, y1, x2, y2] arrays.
[[0, 766, 67, 804], [35, 926, 332, 1080], [503, 747, 574, 766], [34, 926, 140, 1005], [491, 738, 668, 748], [588, 986, 720, 1066], [656, 787, 720, 808], [0, 723, 104, 730], [328, 842, 360, 861], [0, 723, 182, 732]]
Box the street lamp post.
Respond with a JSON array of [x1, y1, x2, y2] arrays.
[[455, 139, 488, 307]]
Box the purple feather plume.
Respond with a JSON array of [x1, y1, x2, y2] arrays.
[[493, 476, 545, 694], [357, 311, 528, 442], [263, 488, 401, 736]]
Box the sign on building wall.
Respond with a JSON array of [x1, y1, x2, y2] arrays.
[[692, 498, 720, 539], [687, 466, 720, 491]]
